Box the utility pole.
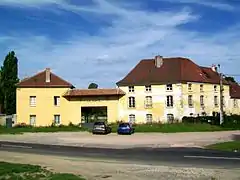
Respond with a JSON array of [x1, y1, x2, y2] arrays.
[[218, 64, 224, 125]]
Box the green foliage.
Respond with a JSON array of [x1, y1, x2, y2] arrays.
[[206, 141, 240, 152], [88, 82, 98, 89], [110, 123, 224, 133], [0, 161, 85, 180], [0, 51, 19, 115], [224, 76, 237, 83], [182, 115, 240, 129]]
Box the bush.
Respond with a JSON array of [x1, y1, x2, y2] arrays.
[[182, 114, 240, 129]]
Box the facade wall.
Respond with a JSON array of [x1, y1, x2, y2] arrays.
[[16, 87, 120, 126], [118, 83, 239, 123]]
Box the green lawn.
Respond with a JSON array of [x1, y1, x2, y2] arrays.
[[0, 125, 88, 134], [0, 161, 85, 180], [205, 141, 240, 152], [111, 123, 235, 133], [0, 123, 238, 134]]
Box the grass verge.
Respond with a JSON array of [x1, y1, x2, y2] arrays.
[[0, 125, 88, 134], [0, 123, 238, 134], [110, 123, 236, 133], [0, 161, 85, 180], [205, 141, 240, 152]]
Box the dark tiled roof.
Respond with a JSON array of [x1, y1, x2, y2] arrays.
[[63, 88, 125, 97], [229, 82, 240, 99], [116, 57, 229, 86], [17, 68, 74, 88]]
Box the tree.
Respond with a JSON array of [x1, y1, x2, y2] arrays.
[[225, 76, 237, 83], [88, 82, 98, 89], [1, 51, 19, 115], [0, 68, 3, 113]]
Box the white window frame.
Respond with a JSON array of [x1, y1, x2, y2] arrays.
[[233, 99, 238, 108], [128, 96, 135, 108], [146, 114, 152, 123], [54, 96, 60, 106], [166, 84, 173, 91], [29, 96, 36, 107], [188, 95, 193, 108], [129, 114, 135, 124], [166, 95, 173, 107], [54, 114, 61, 125], [167, 114, 174, 123], [128, 86, 134, 93], [214, 96, 218, 107], [145, 96, 152, 108], [188, 83, 192, 91], [29, 115, 36, 126], [145, 85, 152, 92], [200, 95, 204, 106], [200, 84, 204, 92]]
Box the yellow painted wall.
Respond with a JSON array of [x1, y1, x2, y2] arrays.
[[118, 83, 240, 123], [16, 87, 120, 126], [64, 96, 119, 124], [16, 87, 71, 126]]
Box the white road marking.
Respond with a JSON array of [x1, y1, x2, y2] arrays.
[[0, 144, 32, 149], [184, 155, 240, 160]]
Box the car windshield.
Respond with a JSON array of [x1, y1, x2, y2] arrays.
[[94, 122, 105, 126], [119, 123, 130, 127]]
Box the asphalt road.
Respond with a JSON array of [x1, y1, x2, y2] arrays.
[[0, 141, 240, 169]]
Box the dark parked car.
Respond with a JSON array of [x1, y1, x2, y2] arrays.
[[117, 122, 135, 135], [92, 121, 112, 135]]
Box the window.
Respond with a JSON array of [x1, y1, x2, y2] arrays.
[[188, 83, 192, 91], [29, 115, 36, 126], [200, 95, 204, 106], [200, 84, 204, 92], [222, 96, 225, 106], [166, 95, 173, 107], [128, 86, 134, 93], [234, 99, 238, 108], [54, 115, 61, 125], [214, 96, 218, 107], [146, 114, 152, 123], [167, 114, 174, 123], [214, 85, 217, 92], [29, 96, 36, 107], [128, 96, 135, 108], [145, 96, 152, 108], [166, 84, 173, 91], [145, 85, 151, 92], [129, 114, 135, 124], [54, 96, 60, 106], [188, 95, 193, 107]]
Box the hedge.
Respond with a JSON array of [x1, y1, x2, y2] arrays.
[[182, 114, 240, 129]]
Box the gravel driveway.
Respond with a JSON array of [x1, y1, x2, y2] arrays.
[[0, 130, 239, 148]]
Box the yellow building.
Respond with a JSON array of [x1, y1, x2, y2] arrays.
[[16, 56, 240, 126], [16, 68, 125, 126]]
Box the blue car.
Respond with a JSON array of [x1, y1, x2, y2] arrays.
[[117, 122, 135, 135]]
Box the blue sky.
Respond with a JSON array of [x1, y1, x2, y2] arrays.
[[0, 0, 240, 88]]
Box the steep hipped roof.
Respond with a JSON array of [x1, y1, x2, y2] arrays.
[[17, 68, 74, 88], [63, 88, 125, 97], [229, 82, 240, 99], [116, 57, 229, 86]]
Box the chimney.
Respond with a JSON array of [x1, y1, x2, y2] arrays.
[[211, 64, 217, 72], [155, 55, 163, 68], [45, 68, 51, 83]]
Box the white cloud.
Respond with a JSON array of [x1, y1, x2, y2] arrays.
[[157, 0, 235, 11], [0, 0, 240, 88]]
